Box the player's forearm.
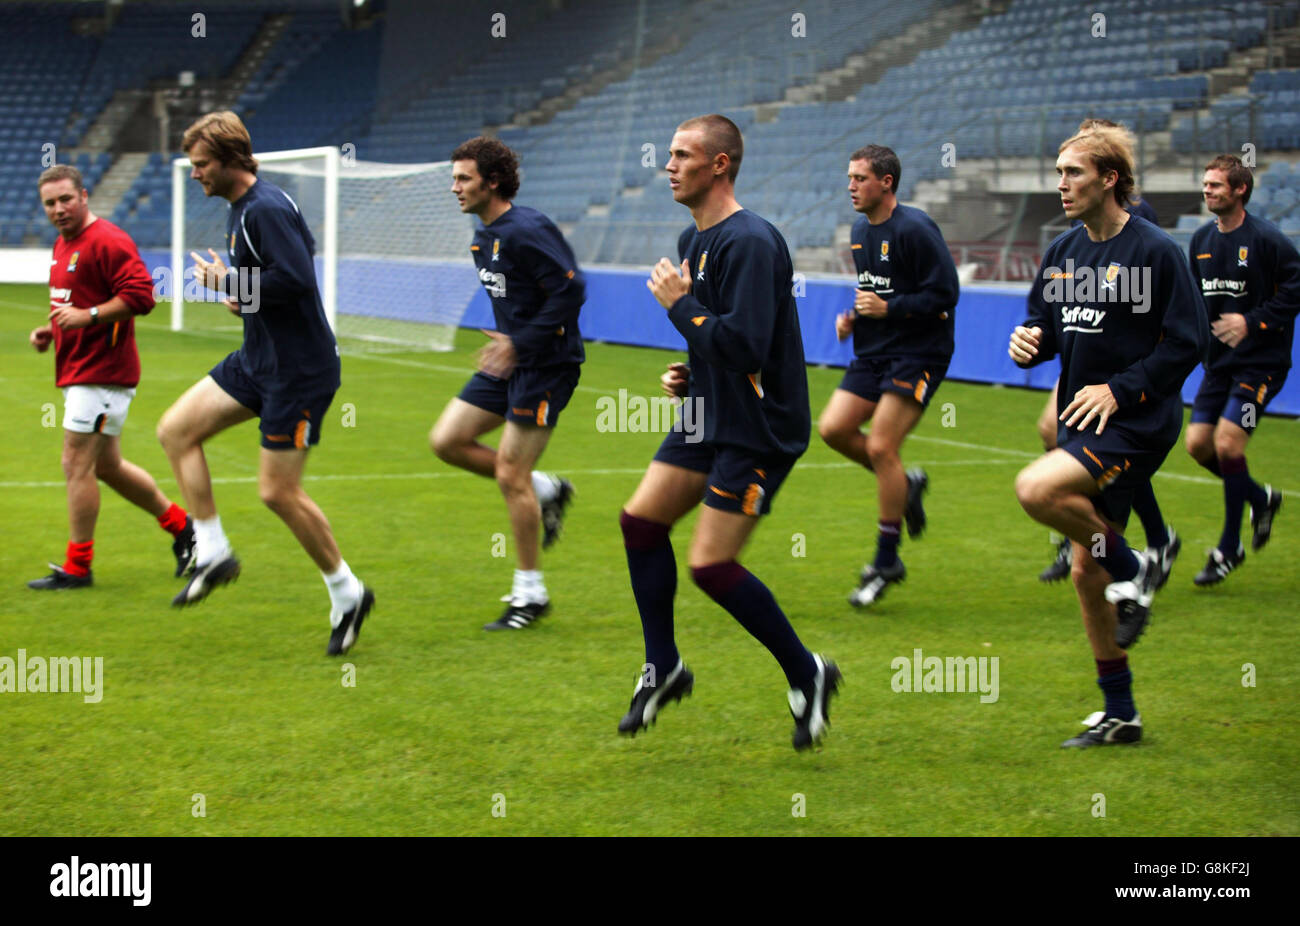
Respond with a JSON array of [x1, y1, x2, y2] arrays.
[[510, 290, 584, 361], [88, 296, 135, 325], [668, 295, 770, 372]]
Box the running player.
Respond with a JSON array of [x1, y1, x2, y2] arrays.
[[617, 114, 840, 751], [157, 111, 373, 656], [818, 144, 958, 607], [1185, 154, 1300, 585], [430, 136, 582, 630], [1009, 122, 1206, 747]]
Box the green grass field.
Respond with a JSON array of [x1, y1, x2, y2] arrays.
[[1, 283, 1297, 836]]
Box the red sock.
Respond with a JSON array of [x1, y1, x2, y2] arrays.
[[64, 540, 94, 577], [157, 502, 188, 536]]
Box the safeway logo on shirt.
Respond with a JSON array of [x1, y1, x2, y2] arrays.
[[478, 266, 506, 298], [857, 269, 892, 293], [50, 286, 73, 307], [1060, 305, 1107, 333], [1201, 277, 1248, 298]]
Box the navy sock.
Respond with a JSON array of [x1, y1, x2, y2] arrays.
[[620, 511, 679, 678], [1096, 656, 1136, 721], [1094, 527, 1140, 582], [1219, 456, 1253, 553], [1196, 455, 1222, 478], [1131, 481, 1168, 549], [691, 561, 816, 689], [873, 518, 902, 568]]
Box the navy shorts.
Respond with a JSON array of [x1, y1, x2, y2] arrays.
[[1190, 368, 1287, 433], [209, 351, 336, 451], [457, 364, 580, 428], [652, 426, 798, 517], [1059, 428, 1172, 527], [838, 356, 948, 409]]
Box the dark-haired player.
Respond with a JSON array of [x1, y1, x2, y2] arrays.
[[818, 144, 957, 607], [1185, 154, 1300, 585], [617, 113, 839, 751], [27, 164, 194, 589], [1037, 119, 1178, 586], [158, 111, 373, 656], [1010, 122, 1206, 748], [430, 136, 583, 630]]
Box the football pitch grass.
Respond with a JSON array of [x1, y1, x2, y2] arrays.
[[1, 284, 1297, 836]]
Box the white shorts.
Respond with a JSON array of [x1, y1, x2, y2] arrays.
[[62, 385, 137, 436]]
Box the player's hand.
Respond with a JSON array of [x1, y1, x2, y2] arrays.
[[190, 248, 230, 293], [835, 310, 855, 341], [661, 362, 690, 398], [476, 329, 517, 379], [1009, 325, 1042, 364], [854, 289, 888, 318], [647, 258, 691, 309], [30, 324, 53, 352], [1211, 313, 1248, 348], [1061, 383, 1118, 435], [49, 304, 92, 330], [222, 298, 241, 317]]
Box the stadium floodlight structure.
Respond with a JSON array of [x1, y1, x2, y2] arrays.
[[171, 146, 480, 351]]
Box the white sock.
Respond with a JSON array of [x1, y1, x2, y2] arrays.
[[512, 568, 546, 604], [323, 560, 362, 625], [193, 515, 231, 567], [531, 471, 559, 504]]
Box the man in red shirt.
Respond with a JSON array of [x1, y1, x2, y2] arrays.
[[27, 165, 194, 589]]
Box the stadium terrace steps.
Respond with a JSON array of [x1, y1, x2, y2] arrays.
[[79, 90, 149, 152], [795, 0, 1007, 104], [88, 153, 150, 225]]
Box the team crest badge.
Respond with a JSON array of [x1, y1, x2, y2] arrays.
[[880, 241, 890, 261], [697, 251, 708, 280], [1102, 261, 1121, 291], [66, 251, 79, 272], [1238, 246, 1248, 267], [492, 239, 500, 262]]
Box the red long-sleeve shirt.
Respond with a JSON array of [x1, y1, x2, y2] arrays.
[[49, 217, 155, 388]]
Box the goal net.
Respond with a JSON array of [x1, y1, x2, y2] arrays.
[[171, 146, 479, 351]]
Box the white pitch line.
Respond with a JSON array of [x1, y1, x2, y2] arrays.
[[0, 458, 1028, 490]]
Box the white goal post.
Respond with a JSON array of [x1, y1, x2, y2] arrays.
[[170, 146, 479, 351]]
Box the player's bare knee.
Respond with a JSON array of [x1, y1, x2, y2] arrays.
[[865, 435, 897, 469], [1213, 429, 1244, 461], [817, 415, 847, 447], [1014, 469, 1053, 517], [430, 423, 458, 462]]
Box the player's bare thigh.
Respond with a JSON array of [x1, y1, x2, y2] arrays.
[[430, 396, 504, 452], [865, 391, 925, 456], [818, 388, 876, 439], [497, 420, 552, 477], [158, 375, 256, 446], [624, 461, 708, 526], [689, 506, 761, 568], [1014, 447, 1097, 510]]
